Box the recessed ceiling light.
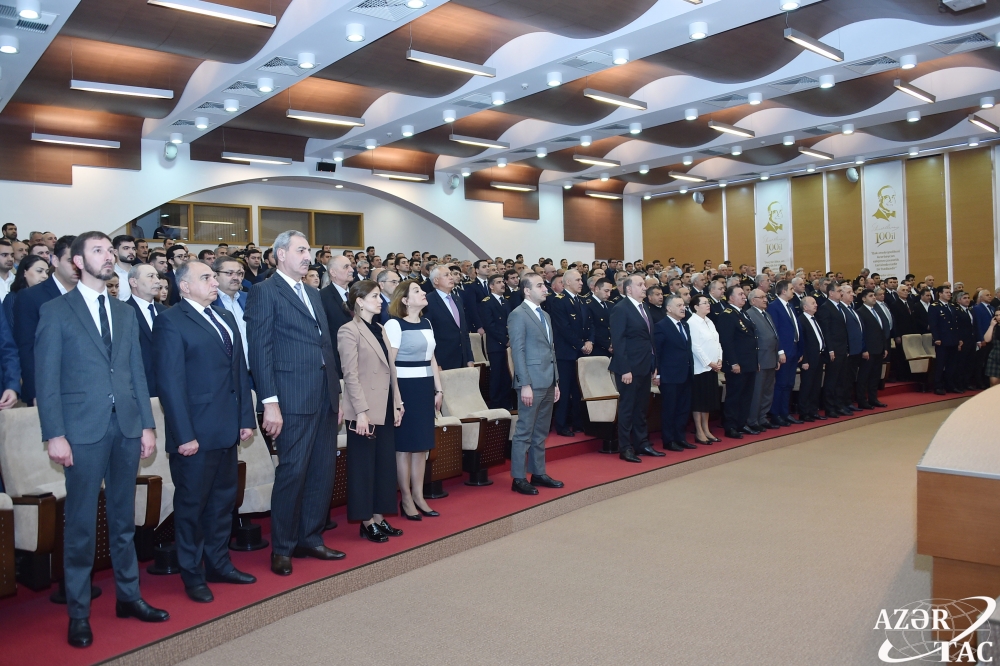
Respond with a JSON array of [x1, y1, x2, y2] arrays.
[[373, 169, 429, 182], [31, 133, 120, 149], [612, 48, 629, 65], [333, 150, 344, 162], [449, 134, 510, 150], [224, 98, 239, 113], [491, 91, 506, 105], [461, 168, 471, 177], [718, 179, 727, 188], [547, 71, 562, 87], [406, 49, 496, 77], [335, 184, 344, 188], [842, 123, 854, 135], [402, 124, 414, 137], [783, 27, 844, 62], [639, 164, 649, 174], [855, 156, 865, 165], [780, 0, 800, 9], [894, 79, 935, 104], [969, 137, 980, 147], [0, 35, 19, 55], [600, 172, 609, 181], [708, 120, 755, 138], [908, 146, 919, 157], [257, 77, 274, 93], [969, 114, 999, 133], [582, 88, 646, 110], [679, 187, 688, 194], [669, 171, 708, 183], [497, 158, 507, 167], [900, 54, 917, 70], [907, 110, 920, 123], [684, 108, 698, 121], [682, 155, 693, 166], [799, 146, 833, 160], [760, 172, 770, 181], [586, 191, 623, 200], [147, 0, 276, 27], [536, 147, 547, 158], [17, 0, 40, 20], [782, 135, 795, 146], [70, 80, 174, 99], [644, 194, 651, 200], [731, 145, 743, 156], [982, 96, 995, 109], [819, 74, 835, 89], [365, 138, 378, 150], [573, 155, 620, 168], [563, 181, 572, 189], [580, 135, 592, 147], [748, 92, 762, 105], [405, 0, 425, 7], [689, 21, 708, 40], [443, 109, 456, 123], [491, 181, 536, 192], [286, 109, 365, 126], [346, 23, 365, 42], [807, 164, 816, 172], [297, 53, 316, 69], [629, 122, 642, 135], [169, 132, 183, 144], [195, 117, 209, 130], [221, 152, 291, 165]]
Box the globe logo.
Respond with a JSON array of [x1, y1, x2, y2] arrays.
[[875, 597, 996, 663]]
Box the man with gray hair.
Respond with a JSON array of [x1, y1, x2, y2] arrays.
[[319, 254, 355, 376], [125, 263, 166, 398], [374, 268, 400, 324], [744, 288, 781, 433], [424, 264, 474, 370]]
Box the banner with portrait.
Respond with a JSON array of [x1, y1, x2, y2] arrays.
[[862, 161, 907, 278], [754, 178, 793, 272]]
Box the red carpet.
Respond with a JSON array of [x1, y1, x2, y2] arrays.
[[0, 386, 968, 665]]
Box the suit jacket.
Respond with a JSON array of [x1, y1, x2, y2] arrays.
[[478, 294, 510, 353], [164, 269, 181, 306], [319, 283, 353, 376], [213, 290, 247, 312], [929, 301, 959, 346], [957, 305, 978, 346], [912, 301, 931, 334], [857, 305, 887, 357], [14, 277, 63, 404], [715, 306, 758, 372], [891, 297, 918, 337], [424, 289, 473, 370], [973, 302, 995, 341], [35, 288, 155, 444], [245, 274, 341, 414], [126, 296, 166, 397], [767, 298, 803, 364], [800, 313, 825, 367], [549, 292, 592, 361], [609, 299, 655, 377], [507, 300, 558, 390], [0, 302, 20, 394], [379, 293, 391, 325], [815, 299, 849, 355], [585, 296, 613, 356], [153, 300, 254, 453], [654, 316, 694, 384], [843, 303, 865, 355], [337, 318, 402, 425], [465, 279, 490, 331], [745, 306, 779, 368]]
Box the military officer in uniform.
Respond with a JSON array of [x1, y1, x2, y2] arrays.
[[715, 286, 758, 439], [707, 280, 727, 320], [549, 269, 592, 436], [479, 274, 513, 409], [585, 277, 614, 357], [929, 285, 961, 395]]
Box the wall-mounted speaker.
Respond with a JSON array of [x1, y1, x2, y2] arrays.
[[846, 167, 859, 183], [692, 191, 705, 205]]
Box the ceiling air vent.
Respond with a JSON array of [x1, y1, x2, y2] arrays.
[[844, 55, 899, 75], [598, 124, 629, 132], [350, 0, 422, 21], [340, 144, 367, 152], [196, 101, 232, 115], [472, 159, 493, 164], [560, 50, 613, 73], [552, 136, 580, 142], [704, 94, 749, 109], [455, 93, 492, 110], [812, 123, 842, 134], [930, 31, 993, 55], [510, 148, 535, 154], [770, 76, 820, 93], [171, 119, 196, 126], [698, 148, 729, 157], [222, 81, 272, 97], [258, 57, 308, 78], [0, 3, 57, 32]]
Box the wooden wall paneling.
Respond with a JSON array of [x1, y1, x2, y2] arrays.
[[917, 470, 1000, 566], [463, 164, 540, 221], [905, 155, 949, 283], [931, 558, 1000, 644], [725, 184, 756, 268], [825, 169, 863, 275], [641, 190, 723, 268], [790, 174, 825, 272], [189, 127, 308, 164], [342, 146, 438, 182], [948, 148, 995, 291], [562, 184, 624, 259]]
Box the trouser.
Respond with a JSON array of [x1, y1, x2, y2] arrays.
[[771, 358, 798, 417], [822, 354, 844, 412], [269, 383, 337, 555], [554, 359, 582, 430], [840, 354, 861, 406], [169, 444, 238, 589], [723, 370, 755, 430], [616, 372, 651, 450], [934, 344, 959, 391], [748, 367, 776, 427], [487, 350, 512, 409], [856, 353, 883, 406], [346, 397, 396, 522], [975, 342, 992, 388], [511, 384, 554, 479], [890, 340, 910, 381], [659, 379, 692, 444], [798, 361, 822, 416], [63, 413, 141, 619], [957, 343, 976, 389]]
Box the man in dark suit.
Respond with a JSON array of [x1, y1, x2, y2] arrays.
[[707, 280, 726, 320], [654, 294, 694, 451], [767, 281, 804, 425], [839, 286, 865, 413], [929, 286, 960, 395], [973, 291, 995, 389], [319, 255, 355, 376], [798, 296, 825, 421], [154, 261, 257, 603], [14, 235, 77, 406], [424, 266, 474, 370], [715, 286, 758, 439], [465, 259, 491, 334], [913, 287, 933, 333], [856, 289, 889, 409], [245, 230, 344, 577], [609, 274, 662, 462], [816, 283, 850, 417], [36, 232, 167, 648], [479, 274, 512, 409], [125, 264, 166, 398], [374, 269, 400, 325], [549, 269, 592, 437], [503, 269, 523, 310], [586, 277, 614, 357], [164, 244, 188, 306]]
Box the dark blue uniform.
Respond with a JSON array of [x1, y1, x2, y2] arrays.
[[478, 293, 512, 409], [929, 300, 960, 392], [715, 306, 758, 432], [585, 296, 613, 357], [956, 305, 978, 391], [549, 292, 592, 433]]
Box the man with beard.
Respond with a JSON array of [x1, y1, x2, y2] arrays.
[[112, 235, 136, 302], [35, 231, 167, 648]]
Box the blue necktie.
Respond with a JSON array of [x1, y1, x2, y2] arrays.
[[204, 308, 233, 357], [536, 307, 549, 341]]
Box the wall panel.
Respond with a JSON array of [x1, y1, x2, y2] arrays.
[[906, 155, 948, 284], [826, 169, 863, 275], [725, 184, 756, 268], [564, 186, 624, 259], [642, 189, 723, 267], [791, 174, 825, 272], [949, 148, 995, 291]]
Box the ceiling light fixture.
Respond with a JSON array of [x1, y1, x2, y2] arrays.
[[748, 92, 762, 105], [449, 134, 510, 150], [900, 54, 917, 70], [689, 21, 708, 40], [333, 151, 344, 162], [969, 137, 980, 147], [682, 155, 693, 166], [257, 77, 274, 93], [285, 109, 365, 126], [297, 52, 316, 69], [221, 152, 292, 165], [783, 28, 844, 62], [982, 96, 996, 109], [600, 172, 610, 181], [580, 135, 592, 147], [644, 195, 652, 200], [639, 164, 649, 174], [536, 147, 547, 158], [405, 0, 425, 7], [731, 145, 742, 156], [365, 138, 377, 150], [497, 158, 507, 167], [612, 48, 629, 65], [669, 171, 708, 183], [334, 184, 344, 188], [582, 88, 647, 110], [798, 146, 833, 160], [0, 35, 19, 55], [573, 154, 621, 168], [684, 108, 698, 121], [461, 168, 471, 177], [807, 164, 816, 172], [718, 179, 728, 188], [782, 135, 795, 146], [819, 74, 835, 89], [69, 80, 174, 99], [17, 0, 40, 19], [969, 114, 999, 133], [30, 133, 120, 149], [491, 181, 536, 192], [563, 181, 572, 189], [681, 0, 703, 4], [629, 122, 642, 135], [346, 23, 365, 42], [401, 124, 414, 137], [893, 79, 935, 104], [147, 0, 277, 27], [373, 169, 429, 182], [679, 187, 688, 194], [855, 156, 865, 165], [195, 116, 209, 129], [908, 146, 919, 157], [907, 110, 921, 123], [760, 172, 770, 181], [443, 109, 456, 123], [491, 91, 506, 106], [547, 71, 562, 87], [169, 132, 183, 144], [708, 120, 755, 138], [586, 191, 623, 200], [406, 49, 496, 77], [842, 123, 854, 135], [224, 98, 239, 112], [780, 0, 800, 9]]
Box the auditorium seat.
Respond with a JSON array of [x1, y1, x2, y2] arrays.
[[233, 428, 274, 552], [0, 492, 14, 599], [133, 398, 171, 562], [903, 334, 934, 391], [505, 348, 518, 441], [423, 415, 463, 499], [469, 332, 491, 404], [577, 356, 619, 454], [439, 367, 511, 485]]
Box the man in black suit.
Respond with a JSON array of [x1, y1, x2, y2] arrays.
[[424, 266, 474, 370], [585, 277, 614, 357], [245, 230, 344, 577], [549, 269, 592, 437], [715, 286, 758, 438], [504, 269, 523, 310], [609, 274, 662, 463], [707, 280, 726, 320], [374, 268, 400, 325], [319, 255, 355, 375], [465, 259, 491, 334], [154, 261, 257, 603], [815, 282, 850, 417], [164, 244, 188, 306], [125, 264, 166, 397], [644, 285, 666, 325], [913, 287, 933, 334], [14, 234, 77, 405], [856, 289, 889, 409], [654, 294, 694, 451], [479, 274, 512, 409], [798, 296, 825, 422], [36, 232, 167, 648]]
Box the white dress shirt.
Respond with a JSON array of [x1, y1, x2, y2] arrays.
[[76, 281, 113, 340], [132, 294, 156, 331], [689, 314, 722, 374], [186, 298, 233, 343], [53, 276, 70, 295], [216, 290, 248, 365], [0, 270, 14, 303], [804, 312, 824, 350], [114, 263, 132, 302]]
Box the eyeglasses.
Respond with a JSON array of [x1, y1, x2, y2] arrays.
[[218, 270, 245, 278]]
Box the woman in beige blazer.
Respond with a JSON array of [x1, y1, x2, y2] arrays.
[[338, 280, 405, 543]]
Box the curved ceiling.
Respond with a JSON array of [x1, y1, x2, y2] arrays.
[[452, 0, 660, 39]]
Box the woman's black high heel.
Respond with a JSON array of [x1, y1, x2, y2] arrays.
[[416, 505, 439, 517], [400, 501, 422, 521]]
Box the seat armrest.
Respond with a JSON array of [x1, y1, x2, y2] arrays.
[[235, 461, 247, 511], [582, 395, 619, 402], [460, 417, 486, 424], [135, 475, 162, 529], [12, 494, 57, 553]]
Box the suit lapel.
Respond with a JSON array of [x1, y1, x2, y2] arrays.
[[181, 300, 229, 356], [307, 287, 328, 337], [520, 301, 547, 338], [129, 297, 153, 342], [356, 319, 388, 367], [110, 299, 127, 364], [67, 289, 109, 361], [275, 275, 314, 321]]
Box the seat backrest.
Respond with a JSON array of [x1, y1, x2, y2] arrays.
[[921, 332, 936, 357], [902, 334, 926, 360], [506, 347, 514, 375], [577, 356, 617, 422], [469, 333, 488, 364], [237, 429, 275, 489], [137, 398, 172, 484], [440, 367, 488, 417], [0, 406, 64, 497]]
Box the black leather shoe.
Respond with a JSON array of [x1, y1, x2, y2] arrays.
[[848, 405, 864, 412], [206, 569, 256, 585], [724, 429, 743, 439], [664, 441, 685, 451], [530, 474, 565, 488], [858, 403, 874, 410], [934, 388, 946, 395], [619, 446, 642, 463], [416, 505, 439, 517], [68, 618, 92, 648], [115, 599, 169, 622], [556, 428, 574, 437], [271, 554, 292, 576], [677, 440, 697, 449], [636, 444, 666, 457], [800, 415, 815, 423], [323, 519, 338, 531], [377, 520, 402, 537], [812, 413, 828, 420], [707, 435, 722, 443], [185, 585, 214, 603], [764, 421, 781, 430], [785, 416, 803, 424], [741, 425, 760, 436], [837, 408, 854, 416], [872, 401, 888, 408], [824, 411, 840, 418], [360, 523, 388, 543], [292, 544, 346, 560], [512, 478, 539, 495], [400, 501, 422, 521]]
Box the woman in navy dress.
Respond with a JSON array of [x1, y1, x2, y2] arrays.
[[385, 280, 443, 519]]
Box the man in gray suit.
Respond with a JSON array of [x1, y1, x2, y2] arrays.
[[744, 289, 782, 433], [507, 273, 563, 495], [245, 230, 343, 577], [36, 231, 168, 649]]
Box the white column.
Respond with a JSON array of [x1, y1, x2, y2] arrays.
[[822, 173, 831, 273], [944, 152, 954, 284], [722, 189, 729, 260]]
